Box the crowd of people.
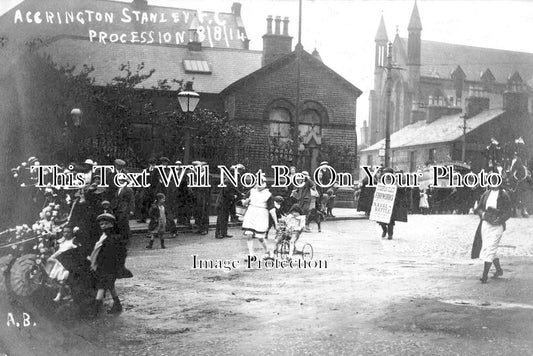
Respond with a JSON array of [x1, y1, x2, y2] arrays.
[[34, 157, 340, 317]]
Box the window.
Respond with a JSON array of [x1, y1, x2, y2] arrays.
[[428, 148, 436, 162], [409, 151, 417, 172], [367, 155, 373, 166], [298, 109, 321, 138], [183, 60, 211, 74], [269, 108, 291, 140]]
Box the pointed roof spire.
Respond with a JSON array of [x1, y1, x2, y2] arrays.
[[312, 48, 322, 62], [375, 14, 388, 42], [408, 0, 422, 31]]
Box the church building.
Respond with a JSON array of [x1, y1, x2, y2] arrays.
[[364, 1, 533, 172]]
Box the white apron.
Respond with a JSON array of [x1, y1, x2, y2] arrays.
[[242, 188, 272, 237]]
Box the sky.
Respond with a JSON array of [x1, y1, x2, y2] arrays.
[[2, 0, 533, 128]]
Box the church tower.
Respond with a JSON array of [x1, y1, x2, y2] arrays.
[[374, 14, 388, 91], [370, 14, 389, 144], [407, 1, 422, 97]]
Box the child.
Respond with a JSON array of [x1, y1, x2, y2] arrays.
[[147, 193, 168, 249], [101, 200, 112, 214], [276, 205, 305, 259], [266, 196, 285, 240], [326, 188, 336, 217], [419, 189, 429, 215], [46, 225, 77, 302], [89, 213, 125, 316]]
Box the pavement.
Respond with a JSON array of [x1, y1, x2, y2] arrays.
[[2, 214, 533, 355], [129, 207, 367, 234]]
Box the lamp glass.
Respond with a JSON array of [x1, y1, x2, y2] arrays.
[[177, 91, 200, 113], [70, 108, 82, 127]]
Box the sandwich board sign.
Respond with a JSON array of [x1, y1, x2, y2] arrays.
[[369, 184, 397, 224]]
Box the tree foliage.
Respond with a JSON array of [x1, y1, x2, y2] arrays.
[[30, 53, 253, 166]]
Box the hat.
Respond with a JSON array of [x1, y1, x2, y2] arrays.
[[382, 167, 394, 174], [234, 163, 245, 170], [289, 204, 304, 215], [148, 157, 157, 164], [83, 159, 95, 166], [175, 160, 182, 165], [28, 156, 38, 165], [156, 192, 166, 200], [114, 159, 126, 167], [302, 171, 310, 177], [159, 157, 170, 164], [101, 200, 111, 206], [319, 161, 329, 166], [273, 195, 284, 203], [96, 213, 116, 222], [191, 160, 202, 165]]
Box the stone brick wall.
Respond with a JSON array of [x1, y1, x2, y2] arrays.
[[222, 52, 359, 172]]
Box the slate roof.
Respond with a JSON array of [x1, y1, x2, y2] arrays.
[[0, 0, 248, 50], [397, 37, 533, 85], [221, 49, 362, 97], [38, 36, 262, 93], [362, 108, 505, 152]]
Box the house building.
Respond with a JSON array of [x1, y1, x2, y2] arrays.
[[0, 0, 361, 173]]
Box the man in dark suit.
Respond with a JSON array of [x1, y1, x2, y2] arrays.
[[215, 178, 240, 239], [192, 161, 211, 235]]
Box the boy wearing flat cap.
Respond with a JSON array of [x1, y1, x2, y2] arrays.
[[89, 213, 126, 316]]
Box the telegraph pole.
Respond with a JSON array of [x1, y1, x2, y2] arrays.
[[381, 41, 403, 168], [293, 0, 303, 168], [384, 42, 393, 168]]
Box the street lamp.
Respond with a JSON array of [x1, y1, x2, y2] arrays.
[[177, 81, 200, 164], [63, 108, 83, 162], [70, 108, 83, 127]]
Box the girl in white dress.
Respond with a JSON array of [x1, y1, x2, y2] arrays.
[[242, 181, 278, 257]]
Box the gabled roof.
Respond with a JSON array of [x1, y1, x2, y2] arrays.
[[38, 36, 262, 93], [220, 49, 362, 97], [0, 0, 248, 50], [362, 108, 505, 151], [396, 37, 533, 85]]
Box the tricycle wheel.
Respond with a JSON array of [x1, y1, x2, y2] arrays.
[[301, 244, 313, 261], [278, 240, 291, 261], [0, 255, 15, 292], [7, 254, 42, 297]]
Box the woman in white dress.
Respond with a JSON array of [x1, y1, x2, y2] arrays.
[[476, 184, 512, 283], [242, 181, 278, 257], [419, 189, 429, 214]]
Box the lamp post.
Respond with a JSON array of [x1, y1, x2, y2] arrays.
[[177, 81, 200, 164], [68, 108, 83, 161]]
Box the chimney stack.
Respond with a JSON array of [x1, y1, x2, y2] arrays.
[[132, 0, 148, 9], [231, 2, 241, 16], [503, 91, 529, 114], [266, 15, 273, 34], [262, 15, 293, 67], [465, 86, 490, 117], [282, 17, 289, 36], [274, 16, 281, 35]]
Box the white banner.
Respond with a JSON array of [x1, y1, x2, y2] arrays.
[[369, 184, 397, 224]]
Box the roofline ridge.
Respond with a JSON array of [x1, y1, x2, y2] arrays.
[[40, 34, 260, 53], [407, 37, 533, 56], [95, 0, 235, 16]]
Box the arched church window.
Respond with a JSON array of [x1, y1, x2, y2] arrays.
[[298, 109, 321, 138], [269, 108, 291, 140]]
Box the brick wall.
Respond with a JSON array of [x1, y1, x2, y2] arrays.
[[223, 52, 359, 172]]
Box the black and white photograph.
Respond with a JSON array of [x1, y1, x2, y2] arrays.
[[1, 0, 533, 354]]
